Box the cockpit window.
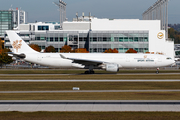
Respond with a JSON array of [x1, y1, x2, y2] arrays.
[[166, 57, 172, 60]]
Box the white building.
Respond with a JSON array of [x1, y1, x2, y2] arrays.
[[4, 18, 174, 58], [12, 8, 27, 29]]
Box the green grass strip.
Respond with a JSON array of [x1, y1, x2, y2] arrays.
[[0, 92, 180, 100], [0, 82, 180, 91], [0, 112, 180, 120], [0, 74, 180, 80]]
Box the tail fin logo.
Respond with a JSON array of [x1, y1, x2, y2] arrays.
[[12, 40, 22, 53]]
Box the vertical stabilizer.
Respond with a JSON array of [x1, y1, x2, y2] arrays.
[[6, 31, 38, 54]]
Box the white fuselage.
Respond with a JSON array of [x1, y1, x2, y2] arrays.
[[24, 53, 174, 69]]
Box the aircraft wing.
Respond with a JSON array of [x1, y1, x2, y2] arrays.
[[60, 54, 103, 66]]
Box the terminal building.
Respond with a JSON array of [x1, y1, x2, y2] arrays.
[[3, 0, 175, 58]]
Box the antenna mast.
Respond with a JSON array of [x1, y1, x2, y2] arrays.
[[54, 0, 67, 25]]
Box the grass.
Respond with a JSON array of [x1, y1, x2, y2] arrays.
[[0, 69, 179, 74], [0, 92, 180, 100], [0, 74, 180, 80], [0, 112, 180, 120], [0, 82, 180, 91]]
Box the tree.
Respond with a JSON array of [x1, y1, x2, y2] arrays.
[[104, 48, 118, 53], [0, 38, 3, 50], [60, 45, 72, 53], [74, 48, 89, 53], [125, 48, 137, 53], [0, 48, 13, 68], [29, 44, 41, 52], [168, 27, 180, 44], [0, 54, 2, 68], [44, 46, 56, 53]]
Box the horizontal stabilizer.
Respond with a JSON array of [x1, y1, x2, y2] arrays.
[[8, 52, 26, 59]]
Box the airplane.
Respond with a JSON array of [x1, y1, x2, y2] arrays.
[[6, 31, 175, 74]]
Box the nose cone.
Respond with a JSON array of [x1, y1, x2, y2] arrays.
[[171, 60, 176, 66]]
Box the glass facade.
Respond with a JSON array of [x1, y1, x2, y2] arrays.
[[5, 30, 149, 53], [89, 31, 149, 53], [0, 11, 13, 37]]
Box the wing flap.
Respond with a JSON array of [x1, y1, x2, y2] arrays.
[[60, 54, 103, 66]]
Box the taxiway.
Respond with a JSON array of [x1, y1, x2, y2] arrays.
[[0, 100, 180, 112]]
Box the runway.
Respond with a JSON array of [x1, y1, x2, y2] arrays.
[[0, 80, 180, 82], [0, 90, 180, 93], [0, 100, 180, 112]]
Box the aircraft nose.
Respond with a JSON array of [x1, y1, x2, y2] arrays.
[[171, 60, 176, 66]]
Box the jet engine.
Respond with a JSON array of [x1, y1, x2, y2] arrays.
[[102, 63, 119, 72]]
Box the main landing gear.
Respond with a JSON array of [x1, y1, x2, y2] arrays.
[[84, 70, 95, 74], [156, 68, 159, 74], [84, 65, 95, 74]]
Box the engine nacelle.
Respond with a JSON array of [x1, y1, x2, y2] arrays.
[[105, 64, 119, 72]]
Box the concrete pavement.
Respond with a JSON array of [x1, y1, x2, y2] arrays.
[[0, 100, 180, 112]]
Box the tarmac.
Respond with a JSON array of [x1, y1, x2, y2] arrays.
[[0, 90, 180, 93], [0, 100, 180, 112], [0, 80, 180, 82]]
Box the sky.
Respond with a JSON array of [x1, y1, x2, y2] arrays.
[[0, 0, 179, 24]]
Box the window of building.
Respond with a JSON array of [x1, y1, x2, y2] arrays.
[[144, 48, 149, 53], [119, 37, 123, 42], [60, 38, 63, 42], [98, 48, 103, 52], [5, 40, 10, 43], [124, 37, 128, 42], [55, 37, 59, 42], [114, 37, 119, 42], [129, 37, 133, 42], [25, 40, 29, 42], [79, 37, 83, 41], [144, 37, 148, 42], [119, 48, 124, 53], [38, 26, 49, 31], [135, 48, 139, 52], [40, 37, 46, 40], [36, 37, 40, 40], [93, 37, 97, 42], [54, 26, 60, 30], [139, 37, 144, 42], [98, 37, 103, 42], [50, 37, 54, 42], [103, 37, 107, 42], [124, 48, 128, 52], [134, 37, 138, 42]]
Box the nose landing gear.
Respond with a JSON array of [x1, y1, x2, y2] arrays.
[[156, 68, 159, 74]]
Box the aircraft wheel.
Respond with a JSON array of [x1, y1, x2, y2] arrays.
[[90, 71, 95, 74], [85, 71, 90, 74]]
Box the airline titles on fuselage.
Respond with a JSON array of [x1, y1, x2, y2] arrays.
[[134, 58, 155, 62]]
